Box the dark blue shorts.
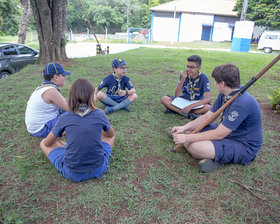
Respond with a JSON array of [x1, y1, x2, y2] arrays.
[[32, 116, 61, 138], [48, 142, 112, 182], [201, 123, 255, 165], [101, 94, 128, 106]]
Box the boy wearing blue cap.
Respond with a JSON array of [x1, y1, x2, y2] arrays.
[[25, 62, 71, 138], [96, 58, 138, 114]]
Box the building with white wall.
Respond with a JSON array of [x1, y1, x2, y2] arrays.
[[150, 0, 239, 42]]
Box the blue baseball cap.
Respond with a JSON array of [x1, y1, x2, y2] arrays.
[[43, 63, 71, 77], [112, 58, 126, 68]]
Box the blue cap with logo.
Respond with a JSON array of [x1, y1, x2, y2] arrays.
[[43, 63, 71, 77], [112, 58, 126, 68]]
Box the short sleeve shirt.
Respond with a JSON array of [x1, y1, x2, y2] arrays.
[[180, 73, 210, 101], [211, 92, 263, 156], [52, 109, 111, 172], [98, 74, 134, 96]]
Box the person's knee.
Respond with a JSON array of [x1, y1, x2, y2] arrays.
[[160, 96, 170, 105], [96, 91, 106, 100], [130, 93, 138, 102]]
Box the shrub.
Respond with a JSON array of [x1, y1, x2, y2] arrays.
[[268, 87, 280, 113]]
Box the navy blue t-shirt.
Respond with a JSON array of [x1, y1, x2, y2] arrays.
[[52, 109, 111, 172], [179, 73, 210, 101], [211, 92, 263, 156], [98, 74, 134, 96]]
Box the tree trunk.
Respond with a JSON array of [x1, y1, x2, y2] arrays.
[[30, 0, 68, 64], [17, 0, 33, 44]]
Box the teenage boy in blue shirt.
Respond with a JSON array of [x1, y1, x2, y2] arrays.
[[161, 55, 211, 120], [172, 63, 263, 172], [96, 58, 138, 114]]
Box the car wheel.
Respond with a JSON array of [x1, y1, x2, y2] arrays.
[[263, 47, 272, 53], [0, 71, 11, 79]]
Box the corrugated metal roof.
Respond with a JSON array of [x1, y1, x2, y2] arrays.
[[150, 0, 238, 17]]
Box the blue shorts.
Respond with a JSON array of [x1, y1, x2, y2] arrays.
[[32, 115, 61, 138], [48, 142, 112, 182], [201, 123, 255, 165], [101, 94, 128, 106]]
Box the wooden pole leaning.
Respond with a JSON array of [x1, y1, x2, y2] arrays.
[[173, 54, 280, 151], [78, 0, 101, 46]]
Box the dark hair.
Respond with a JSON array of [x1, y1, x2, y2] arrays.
[[68, 79, 96, 112], [43, 73, 55, 81], [211, 63, 240, 88], [187, 55, 202, 66]]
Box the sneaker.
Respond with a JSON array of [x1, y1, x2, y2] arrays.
[[178, 110, 189, 118], [123, 105, 130, 112], [164, 107, 172, 114], [198, 159, 225, 173], [105, 106, 114, 114], [188, 112, 201, 120]]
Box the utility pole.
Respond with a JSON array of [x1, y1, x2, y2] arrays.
[[240, 0, 249, 21]]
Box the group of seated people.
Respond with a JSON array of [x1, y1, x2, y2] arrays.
[[24, 55, 263, 182]]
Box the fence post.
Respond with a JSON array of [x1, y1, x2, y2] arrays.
[[96, 44, 100, 55]]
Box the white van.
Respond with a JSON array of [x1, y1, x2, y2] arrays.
[[257, 31, 280, 53]]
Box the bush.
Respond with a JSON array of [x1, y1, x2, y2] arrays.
[[268, 87, 280, 112]]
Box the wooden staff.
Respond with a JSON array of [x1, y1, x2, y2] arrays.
[[173, 54, 280, 151]]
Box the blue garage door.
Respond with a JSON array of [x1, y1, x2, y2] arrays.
[[201, 26, 212, 41]]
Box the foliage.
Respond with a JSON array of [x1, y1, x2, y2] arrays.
[[0, 47, 280, 223], [67, 0, 174, 33], [233, 0, 280, 30], [0, 0, 22, 35], [268, 87, 280, 112]]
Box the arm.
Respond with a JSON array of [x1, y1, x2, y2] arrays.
[[42, 88, 69, 111], [119, 88, 136, 96], [102, 126, 115, 138], [172, 110, 214, 134], [41, 132, 59, 147], [173, 123, 232, 145], [175, 71, 187, 97]]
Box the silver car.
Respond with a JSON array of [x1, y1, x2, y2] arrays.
[[0, 43, 39, 79]]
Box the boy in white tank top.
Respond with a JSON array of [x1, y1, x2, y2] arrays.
[[25, 63, 71, 137]]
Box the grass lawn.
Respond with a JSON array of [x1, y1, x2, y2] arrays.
[[0, 47, 280, 223]]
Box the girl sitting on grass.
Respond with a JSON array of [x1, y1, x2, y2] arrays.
[[40, 78, 115, 182]]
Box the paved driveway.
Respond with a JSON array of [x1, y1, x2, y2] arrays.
[[66, 42, 261, 58], [66, 42, 143, 58]]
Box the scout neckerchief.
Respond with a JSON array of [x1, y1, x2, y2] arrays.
[[113, 74, 122, 95], [218, 87, 241, 123], [188, 73, 201, 101], [74, 104, 92, 117], [35, 80, 60, 92]]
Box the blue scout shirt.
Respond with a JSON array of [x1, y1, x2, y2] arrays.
[[211, 91, 263, 156], [98, 74, 134, 96], [179, 73, 210, 101], [52, 109, 111, 172]]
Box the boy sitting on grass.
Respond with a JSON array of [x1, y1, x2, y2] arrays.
[[96, 58, 138, 114], [172, 63, 263, 172]]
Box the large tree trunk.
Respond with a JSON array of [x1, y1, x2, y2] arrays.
[[30, 0, 68, 64], [17, 0, 33, 44]]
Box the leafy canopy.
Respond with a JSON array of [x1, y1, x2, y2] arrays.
[[233, 0, 280, 30]]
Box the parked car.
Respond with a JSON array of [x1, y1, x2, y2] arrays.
[[0, 43, 39, 79], [257, 31, 280, 53]]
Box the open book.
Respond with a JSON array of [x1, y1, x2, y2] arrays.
[[171, 97, 203, 110]]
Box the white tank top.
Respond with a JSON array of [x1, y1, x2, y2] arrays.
[[25, 86, 60, 134]]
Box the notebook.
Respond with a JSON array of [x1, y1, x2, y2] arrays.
[[171, 97, 203, 110]]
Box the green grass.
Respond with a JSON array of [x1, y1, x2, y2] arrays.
[[0, 48, 280, 223]]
